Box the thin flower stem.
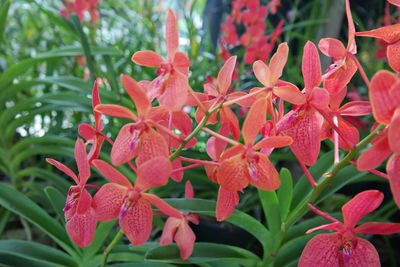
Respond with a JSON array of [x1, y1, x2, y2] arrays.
[[333, 115, 340, 164], [349, 160, 388, 180], [348, 52, 371, 88], [100, 230, 124, 267], [179, 156, 220, 166], [296, 156, 317, 188], [127, 161, 137, 173], [151, 121, 183, 141], [283, 124, 385, 230], [173, 163, 202, 173], [308, 203, 340, 223], [169, 102, 223, 160], [202, 127, 240, 146], [223, 87, 267, 106], [188, 87, 207, 112]]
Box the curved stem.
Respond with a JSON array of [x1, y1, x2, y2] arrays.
[[101, 230, 124, 267], [348, 52, 370, 88], [283, 124, 385, 230], [169, 102, 223, 160]]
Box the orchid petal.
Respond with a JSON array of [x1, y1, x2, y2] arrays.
[[142, 193, 182, 218], [160, 217, 180, 245], [253, 136, 293, 150], [78, 124, 96, 141], [279, 107, 323, 166], [355, 222, 400, 235], [345, 238, 380, 267], [217, 56, 237, 95], [388, 0, 400, 7], [136, 156, 172, 191], [345, 0, 357, 54], [175, 220, 196, 260], [356, 24, 400, 44], [95, 104, 137, 120], [75, 138, 90, 184], [76, 188, 92, 214], [242, 97, 267, 145], [111, 123, 140, 165], [305, 222, 342, 234], [171, 159, 183, 182], [92, 160, 132, 188], [121, 75, 151, 116], [298, 233, 340, 267], [389, 109, 400, 154], [273, 85, 306, 105], [309, 87, 330, 109], [92, 183, 127, 221], [357, 134, 391, 171], [387, 154, 400, 207], [387, 41, 400, 73], [342, 190, 383, 228], [185, 181, 194, 199], [217, 154, 249, 192], [369, 70, 400, 124], [302, 41, 321, 90], [253, 60, 270, 87], [338, 101, 371, 116], [249, 153, 280, 191], [120, 198, 153, 245], [131, 50, 164, 67], [165, 9, 179, 59], [46, 158, 79, 185], [220, 106, 240, 140], [66, 212, 96, 248], [91, 81, 102, 127], [216, 186, 239, 221], [323, 57, 357, 95], [318, 38, 346, 59], [268, 42, 289, 85], [159, 71, 189, 111], [135, 128, 169, 166]]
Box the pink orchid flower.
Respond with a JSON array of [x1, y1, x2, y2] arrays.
[[131, 10, 191, 111], [95, 75, 169, 166], [91, 157, 181, 245], [46, 138, 97, 247], [160, 181, 198, 260], [299, 190, 400, 267], [78, 81, 105, 162]]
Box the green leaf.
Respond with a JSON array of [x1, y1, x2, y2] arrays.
[[291, 151, 333, 208], [0, 240, 77, 267], [44, 186, 66, 221], [0, 0, 10, 41], [110, 263, 175, 267], [258, 190, 281, 234], [145, 242, 260, 266], [277, 168, 293, 222], [83, 221, 116, 260], [0, 183, 77, 258], [37, 46, 123, 59]]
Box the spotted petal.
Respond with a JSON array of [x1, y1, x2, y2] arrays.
[[66, 212, 96, 248], [216, 186, 239, 222], [92, 183, 127, 221]]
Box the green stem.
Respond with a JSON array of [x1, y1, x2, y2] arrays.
[[169, 102, 222, 161], [100, 230, 124, 267], [283, 124, 385, 230]]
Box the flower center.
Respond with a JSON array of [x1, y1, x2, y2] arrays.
[[119, 189, 141, 219]]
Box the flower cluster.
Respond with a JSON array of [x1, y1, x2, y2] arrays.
[[47, 1, 400, 263], [60, 0, 100, 23], [220, 0, 283, 64]]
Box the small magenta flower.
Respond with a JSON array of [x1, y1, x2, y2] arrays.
[[299, 190, 400, 266]]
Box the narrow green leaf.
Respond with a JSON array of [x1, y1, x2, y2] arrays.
[[145, 242, 260, 265], [44, 186, 66, 221], [258, 190, 281, 234], [0, 240, 77, 267], [0, 183, 77, 257], [0, 0, 10, 41], [83, 221, 116, 259], [277, 168, 293, 222]]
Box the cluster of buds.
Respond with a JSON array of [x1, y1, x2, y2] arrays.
[[47, 1, 400, 263]]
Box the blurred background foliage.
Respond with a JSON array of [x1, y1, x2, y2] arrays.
[[0, 0, 399, 266]]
